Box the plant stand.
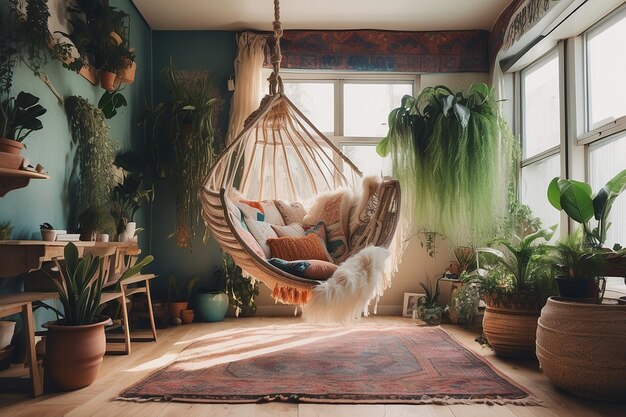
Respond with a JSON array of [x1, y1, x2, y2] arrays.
[[536, 297, 626, 401], [0, 167, 49, 197]]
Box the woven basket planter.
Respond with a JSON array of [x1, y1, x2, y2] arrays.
[[536, 297, 626, 401], [482, 293, 543, 359]]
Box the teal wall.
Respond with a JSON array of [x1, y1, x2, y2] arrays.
[[149, 31, 236, 296], [0, 0, 152, 327]]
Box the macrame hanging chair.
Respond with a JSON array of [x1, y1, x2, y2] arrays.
[[200, 0, 400, 305]]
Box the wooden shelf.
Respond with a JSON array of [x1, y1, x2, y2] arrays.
[[0, 167, 49, 197]]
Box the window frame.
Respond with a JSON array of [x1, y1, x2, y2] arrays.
[[279, 71, 418, 176]]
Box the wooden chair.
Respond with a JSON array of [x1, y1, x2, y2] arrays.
[[99, 246, 157, 355]]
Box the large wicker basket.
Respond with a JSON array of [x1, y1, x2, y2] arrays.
[[536, 297, 626, 401]]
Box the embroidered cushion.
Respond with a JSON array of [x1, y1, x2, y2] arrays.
[[304, 221, 334, 263], [268, 258, 337, 280], [236, 201, 265, 222], [244, 218, 278, 258]]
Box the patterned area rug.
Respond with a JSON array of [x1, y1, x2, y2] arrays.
[[119, 324, 538, 405]]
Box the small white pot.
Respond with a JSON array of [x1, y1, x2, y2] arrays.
[[41, 229, 57, 241], [97, 233, 109, 243], [125, 222, 136, 239]]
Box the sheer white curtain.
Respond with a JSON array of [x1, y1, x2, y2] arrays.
[[226, 32, 268, 145]]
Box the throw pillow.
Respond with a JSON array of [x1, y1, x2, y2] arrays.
[[226, 197, 247, 230], [235, 224, 265, 259], [272, 223, 305, 237], [244, 218, 278, 258], [268, 258, 337, 280], [236, 201, 265, 222], [266, 233, 330, 262], [304, 221, 334, 263], [261, 200, 286, 225], [275, 200, 306, 224]]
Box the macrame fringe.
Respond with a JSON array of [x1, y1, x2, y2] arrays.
[[272, 284, 311, 305]]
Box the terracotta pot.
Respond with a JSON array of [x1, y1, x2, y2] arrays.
[[44, 316, 112, 391], [180, 309, 195, 324], [537, 297, 626, 401], [168, 301, 188, 321], [109, 31, 123, 46], [0, 138, 24, 170], [100, 71, 117, 91], [118, 60, 136, 84], [482, 293, 543, 358]]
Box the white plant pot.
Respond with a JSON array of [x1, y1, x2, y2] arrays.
[[97, 233, 109, 242], [41, 229, 57, 241], [0, 320, 16, 349], [125, 222, 136, 239]]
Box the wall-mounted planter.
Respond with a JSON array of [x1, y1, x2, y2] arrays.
[[0, 139, 24, 170], [100, 71, 117, 91]]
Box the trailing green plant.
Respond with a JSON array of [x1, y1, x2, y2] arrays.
[[378, 84, 517, 245], [64, 95, 116, 234], [475, 225, 558, 307], [223, 254, 258, 317], [36, 242, 153, 325], [548, 169, 626, 249], [167, 272, 200, 303], [0, 220, 12, 239], [111, 150, 153, 236], [146, 61, 223, 248]]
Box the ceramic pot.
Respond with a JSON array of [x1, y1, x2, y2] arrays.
[[556, 277, 606, 300], [44, 316, 112, 390], [0, 320, 16, 349], [100, 71, 117, 91], [40, 229, 57, 241], [0, 138, 24, 170], [118, 60, 136, 83], [96, 233, 109, 242], [195, 291, 229, 322], [180, 309, 195, 324], [168, 301, 188, 321]]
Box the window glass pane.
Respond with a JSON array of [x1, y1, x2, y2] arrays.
[[522, 54, 560, 158], [282, 82, 334, 133], [340, 144, 391, 179], [587, 13, 626, 129], [520, 154, 561, 232], [588, 133, 626, 248], [344, 83, 412, 137]]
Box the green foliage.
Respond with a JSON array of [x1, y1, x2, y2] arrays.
[[551, 232, 605, 279], [419, 276, 442, 309], [145, 61, 223, 248], [448, 280, 481, 329], [167, 272, 199, 303], [378, 84, 517, 245], [223, 255, 259, 317], [40, 243, 153, 325], [0, 91, 47, 141], [111, 150, 153, 236], [498, 187, 542, 240], [475, 225, 557, 303], [65, 96, 116, 234], [98, 90, 127, 119], [548, 169, 626, 248], [0, 220, 12, 240], [453, 245, 477, 273]]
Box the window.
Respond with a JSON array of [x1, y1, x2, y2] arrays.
[[282, 74, 415, 177], [586, 11, 626, 130], [519, 50, 562, 230]]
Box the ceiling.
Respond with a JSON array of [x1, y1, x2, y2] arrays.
[[132, 0, 513, 32]]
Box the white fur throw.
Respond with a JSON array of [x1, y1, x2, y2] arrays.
[[303, 246, 390, 325]]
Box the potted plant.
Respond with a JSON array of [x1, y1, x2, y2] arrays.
[[0, 221, 12, 240], [39, 242, 151, 390], [167, 273, 199, 323], [474, 225, 557, 358], [417, 276, 444, 325], [194, 258, 230, 323], [447, 271, 482, 329]]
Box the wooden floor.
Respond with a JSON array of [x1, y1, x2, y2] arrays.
[[0, 316, 622, 417]]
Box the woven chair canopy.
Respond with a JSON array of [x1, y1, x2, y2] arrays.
[[200, 92, 400, 305]]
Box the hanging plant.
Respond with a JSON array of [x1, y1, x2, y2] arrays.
[[378, 84, 518, 245], [146, 61, 223, 248], [65, 95, 116, 238]]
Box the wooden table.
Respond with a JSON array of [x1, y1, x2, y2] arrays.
[[0, 240, 137, 279]]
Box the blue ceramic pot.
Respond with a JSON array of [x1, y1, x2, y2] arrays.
[[195, 292, 229, 322]]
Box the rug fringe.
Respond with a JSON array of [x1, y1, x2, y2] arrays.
[[115, 394, 543, 406]]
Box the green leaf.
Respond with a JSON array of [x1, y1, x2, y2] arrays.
[[547, 177, 562, 210], [558, 181, 594, 224], [452, 103, 471, 128], [521, 224, 557, 247], [15, 92, 39, 108], [376, 136, 390, 157]]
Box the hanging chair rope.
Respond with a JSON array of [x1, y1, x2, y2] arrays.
[[268, 0, 284, 95]]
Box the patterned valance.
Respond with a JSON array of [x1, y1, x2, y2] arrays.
[[262, 30, 489, 73]]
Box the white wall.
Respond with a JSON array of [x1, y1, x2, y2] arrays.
[[254, 72, 490, 316]]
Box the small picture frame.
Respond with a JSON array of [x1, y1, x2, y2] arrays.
[[403, 292, 425, 318]]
